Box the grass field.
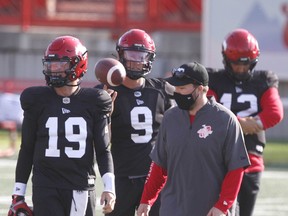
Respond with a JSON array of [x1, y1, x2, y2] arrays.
[[0, 130, 288, 215]]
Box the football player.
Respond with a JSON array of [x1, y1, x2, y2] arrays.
[[8, 36, 115, 216], [207, 29, 284, 216], [96, 29, 174, 216]]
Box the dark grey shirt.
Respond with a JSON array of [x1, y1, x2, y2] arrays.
[[151, 97, 250, 216]]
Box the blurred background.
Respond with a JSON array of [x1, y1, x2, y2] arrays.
[[0, 0, 287, 141]]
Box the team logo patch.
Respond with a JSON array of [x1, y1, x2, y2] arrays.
[[134, 91, 141, 97], [62, 108, 71, 114], [235, 86, 243, 93], [63, 97, 70, 104], [136, 99, 144, 105], [197, 125, 213, 139]]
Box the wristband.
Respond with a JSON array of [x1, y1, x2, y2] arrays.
[[13, 182, 27, 196], [102, 172, 115, 196]]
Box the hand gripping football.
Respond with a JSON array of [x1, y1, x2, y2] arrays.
[[94, 58, 126, 87]]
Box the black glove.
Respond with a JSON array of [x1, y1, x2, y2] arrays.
[[8, 195, 33, 216]]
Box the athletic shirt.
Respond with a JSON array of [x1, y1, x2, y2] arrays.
[[16, 86, 113, 190], [207, 69, 283, 172], [97, 78, 173, 177], [151, 97, 250, 216], [207, 69, 278, 156]]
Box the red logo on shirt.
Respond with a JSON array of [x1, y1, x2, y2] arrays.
[[197, 125, 213, 138]]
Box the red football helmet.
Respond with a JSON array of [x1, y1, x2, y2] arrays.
[[116, 29, 156, 80], [43, 36, 88, 87], [222, 29, 260, 81]]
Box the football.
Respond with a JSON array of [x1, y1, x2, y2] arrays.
[[94, 58, 126, 87]]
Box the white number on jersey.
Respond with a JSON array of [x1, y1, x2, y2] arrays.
[[45, 117, 87, 158], [130, 106, 153, 143], [220, 93, 258, 117]]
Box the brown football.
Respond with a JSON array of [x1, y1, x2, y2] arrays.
[[94, 58, 126, 87]]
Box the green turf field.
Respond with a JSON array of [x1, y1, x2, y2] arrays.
[[1, 130, 288, 215]]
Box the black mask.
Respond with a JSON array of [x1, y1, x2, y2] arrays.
[[174, 89, 198, 110]]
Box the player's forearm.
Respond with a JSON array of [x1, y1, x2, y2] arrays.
[[214, 168, 244, 214], [140, 162, 167, 206], [97, 151, 114, 175], [15, 147, 33, 184], [258, 87, 283, 129], [95, 118, 114, 175], [14, 148, 33, 196]]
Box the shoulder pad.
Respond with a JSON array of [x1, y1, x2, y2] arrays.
[[253, 70, 279, 88], [145, 77, 165, 88], [206, 68, 226, 74], [145, 78, 174, 96], [80, 88, 112, 114], [20, 86, 52, 111]]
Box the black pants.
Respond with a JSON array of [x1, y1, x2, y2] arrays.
[[106, 176, 161, 216], [237, 172, 262, 216], [32, 186, 95, 216]]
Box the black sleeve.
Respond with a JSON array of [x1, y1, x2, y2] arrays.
[[264, 70, 279, 88], [94, 114, 114, 176], [92, 89, 114, 176], [15, 88, 39, 183]]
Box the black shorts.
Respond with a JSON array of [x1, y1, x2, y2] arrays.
[[32, 186, 96, 216]]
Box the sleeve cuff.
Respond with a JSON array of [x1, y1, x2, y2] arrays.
[[13, 182, 27, 196], [214, 200, 228, 215], [102, 172, 115, 196]]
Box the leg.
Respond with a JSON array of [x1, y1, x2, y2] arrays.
[[237, 172, 262, 216], [106, 177, 142, 216], [70, 190, 89, 216], [85, 190, 96, 216], [32, 187, 71, 216]]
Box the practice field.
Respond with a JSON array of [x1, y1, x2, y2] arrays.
[[0, 158, 105, 215], [1, 158, 288, 216], [0, 129, 288, 215]]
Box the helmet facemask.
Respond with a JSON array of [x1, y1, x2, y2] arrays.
[[223, 56, 258, 82], [43, 36, 88, 87], [119, 49, 155, 80], [116, 29, 156, 80], [42, 53, 86, 87], [222, 29, 260, 82]]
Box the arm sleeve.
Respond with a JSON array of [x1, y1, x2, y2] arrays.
[[214, 167, 244, 214], [15, 90, 38, 185], [94, 113, 114, 176], [140, 162, 167, 206], [94, 89, 114, 176], [258, 87, 283, 130]]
